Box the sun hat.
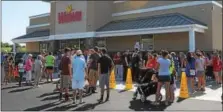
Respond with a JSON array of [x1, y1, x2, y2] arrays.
[[28, 54, 32, 57], [76, 50, 83, 55]]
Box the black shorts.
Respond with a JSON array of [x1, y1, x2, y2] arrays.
[[158, 75, 171, 82], [46, 66, 54, 70]]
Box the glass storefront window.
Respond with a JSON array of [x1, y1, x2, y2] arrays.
[[94, 38, 106, 47], [141, 35, 154, 51], [40, 42, 49, 53], [59, 40, 80, 50]]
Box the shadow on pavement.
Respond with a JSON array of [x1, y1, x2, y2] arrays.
[[176, 98, 187, 103], [119, 89, 128, 93], [129, 99, 169, 111], [41, 92, 93, 101], [46, 103, 78, 111], [203, 80, 221, 90], [8, 87, 33, 93], [16, 81, 53, 86], [73, 102, 103, 111], [41, 95, 59, 101], [190, 91, 206, 97], [37, 92, 59, 98], [177, 91, 206, 103], [1, 85, 20, 90], [210, 84, 221, 90], [24, 101, 62, 111]]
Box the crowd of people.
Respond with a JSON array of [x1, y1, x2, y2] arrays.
[[1, 47, 222, 105]]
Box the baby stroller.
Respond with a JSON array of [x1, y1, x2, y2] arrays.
[[132, 68, 162, 103]]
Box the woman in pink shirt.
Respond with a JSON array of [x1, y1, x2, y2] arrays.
[[25, 54, 33, 85]]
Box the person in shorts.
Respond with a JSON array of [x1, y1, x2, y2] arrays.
[[72, 50, 87, 104], [195, 52, 206, 91], [59, 48, 72, 101], [154, 50, 171, 106], [97, 48, 114, 103], [212, 52, 222, 84], [88, 47, 101, 93], [45, 52, 55, 82]]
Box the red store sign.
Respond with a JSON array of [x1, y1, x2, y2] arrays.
[[58, 5, 82, 24]]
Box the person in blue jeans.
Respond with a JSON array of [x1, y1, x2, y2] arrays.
[[185, 52, 196, 94]]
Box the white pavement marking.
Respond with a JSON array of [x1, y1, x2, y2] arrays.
[[53, 78, 221, 102], [103, 81, 222, 102]]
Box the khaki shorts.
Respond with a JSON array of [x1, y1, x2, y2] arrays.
[[60, 75, 70, 89], [88, 69, 98, 83]]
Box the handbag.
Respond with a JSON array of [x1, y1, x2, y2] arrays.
[[187, 61, 196, 76]]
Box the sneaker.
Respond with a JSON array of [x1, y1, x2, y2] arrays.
[[97, 96, 103, 103], [92, 89, 97, 93], [105, 95, 109, 101], [79, 99, 84, 104]]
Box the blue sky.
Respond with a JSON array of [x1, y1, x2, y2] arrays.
[[2, 1, 50, 44]]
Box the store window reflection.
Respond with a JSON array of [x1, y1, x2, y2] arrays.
[[59, 40, 80, 50], [40, 42, 49, 53]]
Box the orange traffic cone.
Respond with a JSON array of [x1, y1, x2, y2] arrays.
[[109, 69, 116, 89], [125, 68, 133, 90], [179, 72, 189, 98]]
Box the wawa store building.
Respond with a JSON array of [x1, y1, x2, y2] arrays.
[[12, 1, 222, 52]]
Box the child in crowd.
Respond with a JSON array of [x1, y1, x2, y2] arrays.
[[18, 58, 25, 86]]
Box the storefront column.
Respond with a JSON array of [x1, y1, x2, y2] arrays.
[[189, 29, 195, 52], [48, 41, 56, 53]]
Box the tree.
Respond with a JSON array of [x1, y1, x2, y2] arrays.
[[1, 42, 10, 47], [15, 43, 21, 48]]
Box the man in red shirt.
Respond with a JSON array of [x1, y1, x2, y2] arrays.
[[113, 52, 123, 81], [59, 48, 72, 101]]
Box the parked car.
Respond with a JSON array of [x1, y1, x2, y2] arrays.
[[14, 52, 39, 65]]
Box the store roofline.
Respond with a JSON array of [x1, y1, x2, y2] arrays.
[[96, 24, 207, 38], [29, 13, 50, 19], [12, 24, 207, 43], [112, 1, 222, 17]]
